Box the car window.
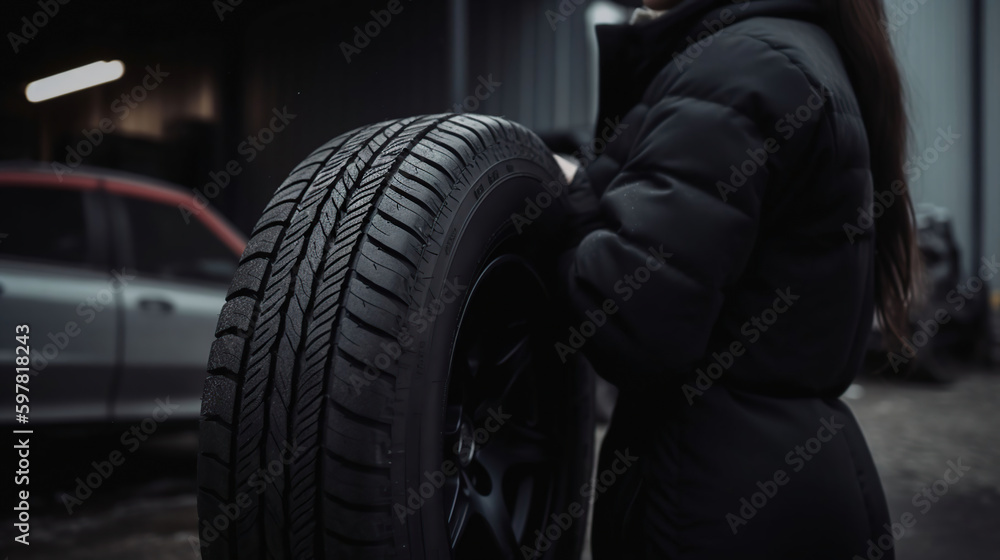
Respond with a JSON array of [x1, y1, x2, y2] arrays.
[[118, 195, 237, 284], [0, 185, 90, 266]]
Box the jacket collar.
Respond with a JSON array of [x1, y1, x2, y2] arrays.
[[595, 0, 823, 129]]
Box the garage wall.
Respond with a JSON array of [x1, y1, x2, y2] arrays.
[[464, 0, 599, 136], [884, 0, 977, 273], [985, 0, 1000, 289]]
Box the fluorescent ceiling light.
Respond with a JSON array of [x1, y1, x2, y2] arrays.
[[586, 1, 630, 26], [25, 60, 125, 103]]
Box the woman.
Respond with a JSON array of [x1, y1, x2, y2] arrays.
[[554, 0, 917, 557]]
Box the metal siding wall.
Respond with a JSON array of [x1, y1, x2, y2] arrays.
[[466, 0, 596, 135], [985, 0, 1000, 287], [885, 0, 976, 271]]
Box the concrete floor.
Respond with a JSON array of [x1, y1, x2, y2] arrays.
[[3, 367, 998, 559], [846, 369, 1000, 560]]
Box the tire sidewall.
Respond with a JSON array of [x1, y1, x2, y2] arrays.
[[388, 140, 593, 559]]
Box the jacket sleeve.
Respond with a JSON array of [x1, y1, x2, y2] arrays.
[[556, 37, 825, 387]]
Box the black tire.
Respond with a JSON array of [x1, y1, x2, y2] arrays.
[[197, 114, 595, 560]]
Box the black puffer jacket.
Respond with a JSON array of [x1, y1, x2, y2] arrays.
[[556, 0, 893, 557]]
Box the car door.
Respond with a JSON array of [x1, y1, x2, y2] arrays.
[[0, 177, 117, 423], [107, 186, 239, 421]]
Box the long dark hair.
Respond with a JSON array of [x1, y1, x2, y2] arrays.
[[819, 0, 919, 345]]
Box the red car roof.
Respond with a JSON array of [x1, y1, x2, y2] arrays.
[[0, 166, 247, 256]]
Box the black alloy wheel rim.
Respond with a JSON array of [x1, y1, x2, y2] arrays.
[[443, 252, 569, 559]]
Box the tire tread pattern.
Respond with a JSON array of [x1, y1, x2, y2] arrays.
[[198, 114, 561, 559]]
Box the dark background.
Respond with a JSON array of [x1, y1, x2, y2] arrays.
[[0, 0, 622, 234]]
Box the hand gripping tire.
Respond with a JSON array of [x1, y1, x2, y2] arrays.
[[197, 114, 596, 559]]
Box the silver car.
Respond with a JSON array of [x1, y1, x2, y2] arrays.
[[0, 164, 246, 424]]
